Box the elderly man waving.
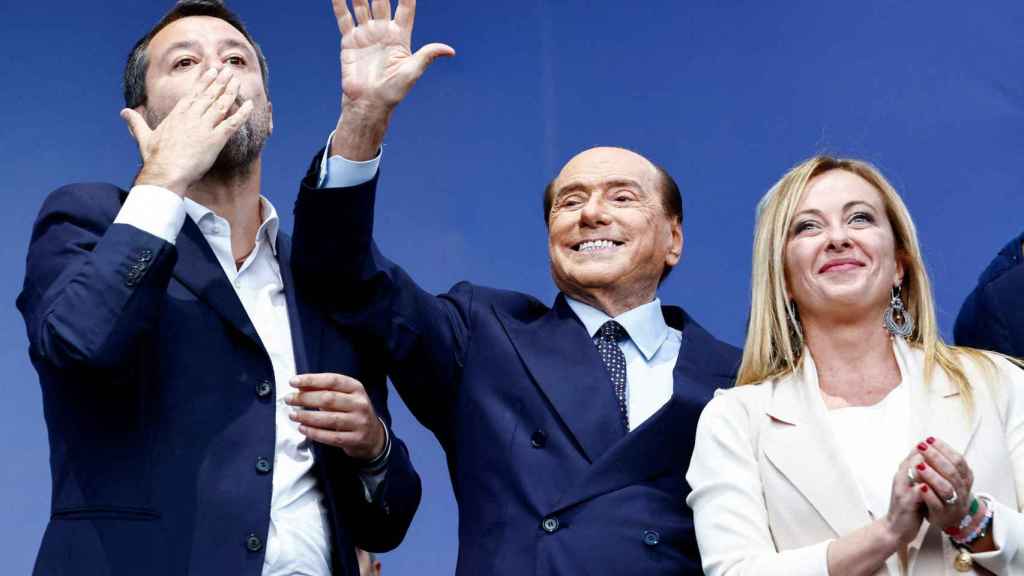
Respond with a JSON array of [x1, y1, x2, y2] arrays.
[[287, 1, 741, 574]]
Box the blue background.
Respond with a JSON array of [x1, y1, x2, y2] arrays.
[[2, 1, 1022, 573]]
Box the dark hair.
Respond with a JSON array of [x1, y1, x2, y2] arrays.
[[542, 162, 684, 282], [123, 0, 270, 108]]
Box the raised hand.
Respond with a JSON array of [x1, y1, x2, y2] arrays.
[[330, 0, 454, 160], [335, 0, 453, 112], [286, 373, 387, 461], [121, 67, 254, 196]]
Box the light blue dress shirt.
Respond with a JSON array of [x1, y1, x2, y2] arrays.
[[564, 297, 682, 431]]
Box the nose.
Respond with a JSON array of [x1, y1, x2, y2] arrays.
[[580, 194, 611, 227], [825, 223, 852, 251], [201, 63, 224, 77]]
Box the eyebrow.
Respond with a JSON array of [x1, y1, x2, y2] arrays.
[[554, 178, 644, 198], [793, 200, 878, 220], [160, 38, 256, 62]]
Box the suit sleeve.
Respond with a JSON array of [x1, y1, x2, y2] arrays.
[[686, 391, 832, 576], [16, 184, 177, 372], [970, 356, 1024, 573], [292, 151, 472, 438], [955, 236, 1024, 358], [324, 432, 422, 553]]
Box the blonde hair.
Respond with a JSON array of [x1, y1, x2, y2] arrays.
[[737, 155, 989, 406]]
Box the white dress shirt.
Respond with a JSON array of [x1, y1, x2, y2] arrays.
[[113, 135, 390, 575], [115, 189, 331, 575]]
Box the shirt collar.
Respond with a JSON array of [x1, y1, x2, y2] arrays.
[[183, 196, 280, 255], [564, 295, 670, 361]]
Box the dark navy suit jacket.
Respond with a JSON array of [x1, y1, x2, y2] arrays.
[[17, 183, 420, 576], [955, 231, 1024, 357], [292, 163, 742, 576]]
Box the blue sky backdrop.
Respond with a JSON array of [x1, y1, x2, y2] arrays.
[[2, 1, 1023, 573]]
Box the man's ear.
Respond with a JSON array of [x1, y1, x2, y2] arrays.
[[666, 218, 683, 267], [267, 100, 274, 134]]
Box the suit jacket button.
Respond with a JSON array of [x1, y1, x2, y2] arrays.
[[245, 534, 263, 552], [256, 380, 273, 398], [530, 429, 547, 448], [255, 457, 273, 474], [642, 529, 660, 546], [541, 517, 560, 534], [138, 249, 153, 262]]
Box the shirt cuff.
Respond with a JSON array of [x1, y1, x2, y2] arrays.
[[357, 417, 392, 503], [802, 539, 833, 575], [113, 185, 187, 244], [318, 130, 381, 189]]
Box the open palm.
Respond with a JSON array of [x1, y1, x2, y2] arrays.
[[333, 0, 453, 110]]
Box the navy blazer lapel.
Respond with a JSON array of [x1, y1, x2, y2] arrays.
[[172, 217, 263, 348], [276, 233, 317, 375], [554, 308, 736, 510], [496, 294, 624, 463]]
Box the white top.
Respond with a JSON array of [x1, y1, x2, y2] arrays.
[[827, 382, 909, 575]]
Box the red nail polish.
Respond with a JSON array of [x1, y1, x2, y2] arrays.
[[921, 485, 929, 493], [926, 437, 935, 444], [917, 442, 928, 451], [916, 463, 926, 471]]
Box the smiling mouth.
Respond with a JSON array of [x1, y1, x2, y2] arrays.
[[819, 260, 865, 273], [574, 239, 624, 253]]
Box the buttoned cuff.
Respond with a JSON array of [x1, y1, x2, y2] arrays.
[[357, 417, 392, 502], [970, 495, 1019, 573], [317, 130, 381, 189], [114, 185, 187, 244]]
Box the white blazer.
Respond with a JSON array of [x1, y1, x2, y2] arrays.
[[686, 338, 1024, 575]]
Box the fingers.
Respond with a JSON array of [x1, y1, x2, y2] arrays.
[[296, 424, 362, 449], [926, 436, 973, 485], [286, 389, 360, 412], [189, 67, 221, 100], [292, 401, 385, 459], [332, 0, 356, 35], [289, 407, 373, 432], [213, 99, 253, 141], [409, 42, 456, 77], [394, 0, 415, 29], [204, 77, 241, 124], [290, 373, 363, 393], [286, 374, 372, 414], [193, 67, 235, 115], [371, 0, 392, 20], [352, 0, 372, 25], [120, 108, 151, 143], [912, 458, 957, 501], [917, 482, 946, 517]]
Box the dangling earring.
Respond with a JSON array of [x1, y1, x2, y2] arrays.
[[884, 285, 914, 338]]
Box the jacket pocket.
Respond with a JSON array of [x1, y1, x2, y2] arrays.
[[51, 506, 159, 520]]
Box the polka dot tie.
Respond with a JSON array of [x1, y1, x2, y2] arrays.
[[594, 320, 629, 432]]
